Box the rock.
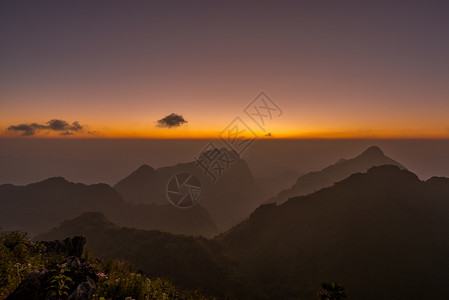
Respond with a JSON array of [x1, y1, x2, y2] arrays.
[[68, 277, 96, 300], [66, 256, 82, 269], [63, 256, 97, 288], [41, 236, 86, 258]]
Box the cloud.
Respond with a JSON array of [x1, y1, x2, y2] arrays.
[[60, 130, 74, 136], [157, 113, 188, 128], [7, 119, 85, 136], [7, 124, 39, 136]]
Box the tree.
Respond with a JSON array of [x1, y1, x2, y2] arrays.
[[317, 281, 348, 300]]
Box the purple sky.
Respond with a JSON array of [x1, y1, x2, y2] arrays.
[[1, 1, 449, 138]]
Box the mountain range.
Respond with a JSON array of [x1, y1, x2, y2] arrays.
[[0, 177, 217, 237], [266, 145, 405, 204], [1, 146, 406, 238], [37, 165, 449, 299], [114, 148, 264, 231]]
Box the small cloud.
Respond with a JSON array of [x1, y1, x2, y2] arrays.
[[46, 119, 83, 132], [7, 124, 39, 136], [60, 130, 74, 136], [265, 132, 272, 137], [157, 113, 188, 128], [70, 121, 83, 131], [7, 119, 86, 136]]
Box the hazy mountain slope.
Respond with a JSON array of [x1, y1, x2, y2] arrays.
[[220, 165, 449, 299], [114, 148, 264, 231], [254, 170, 300, 198], [267, 146, 405, 204], [37, 166, 449, 299], [0, 178, 217, 237], [36, 212, 235, 297], [114, 164, 159, 204]]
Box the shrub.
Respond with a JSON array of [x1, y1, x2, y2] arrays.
[[0, 230, 47, 298]]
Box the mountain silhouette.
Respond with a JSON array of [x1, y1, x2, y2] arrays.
[[37, 211, 233, 297], [114, 164, 158, 204], [36, 211, 116, 237], [267, 146, 405, 204], [38, 165, 449, 299], [220, 165, 449, 299], [0, 177, 217, 237], [114, 148, 264, 231], [254, 170, 300, 198]]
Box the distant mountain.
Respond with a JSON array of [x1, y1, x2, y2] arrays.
[[114, 164, 158, 204], [254, 170, 300, 198], [220, 165, 449, 299], [267, 146, 405, 204], [114, 148, 264, 231], [38, 166, 449, 299], [0, 177, 217, 237]]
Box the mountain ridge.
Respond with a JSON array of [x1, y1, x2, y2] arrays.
[[267, 145, 405, 204], [113, 147, 264, 231], [37, 165, 449, 299], [0, 177, 217, 237]]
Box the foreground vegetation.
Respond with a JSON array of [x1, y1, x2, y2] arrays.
[[91, 258, 212, 300], [0, 230, 47, 298], [0, 229, 213, 300]]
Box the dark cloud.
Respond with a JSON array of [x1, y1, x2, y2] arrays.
[[60, 130, 74, 136], [7, 124, 38, 136], [70, 121, 83, 131], [46, 119, 83, 132], [7, 119, 85, 136], [157, 113, 188, 128]]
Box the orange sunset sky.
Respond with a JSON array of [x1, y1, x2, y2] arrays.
[[1, 1, 448, 139]]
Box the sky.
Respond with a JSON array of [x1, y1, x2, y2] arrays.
[[1, 0, 449, 138]]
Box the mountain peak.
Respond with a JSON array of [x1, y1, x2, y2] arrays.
[[136, 164, 155, 172], [125, 164, 156, 178], [71, 211, 116, 228], [39, 177, 69, 184], [267, 145, 405, 205], [359, 146, 384, 158], [201, 147, 240, 159]]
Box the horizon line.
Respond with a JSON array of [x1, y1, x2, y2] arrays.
[[1, 136, 449, 141]]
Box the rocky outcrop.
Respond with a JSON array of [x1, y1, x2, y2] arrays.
[[40, 236, 86, 258], [68, 277, 96, 300], [65, 256, 97, 300]]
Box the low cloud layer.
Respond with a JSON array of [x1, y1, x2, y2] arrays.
[[157, 113, 188, 128], [8, 119, 85, 136]]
